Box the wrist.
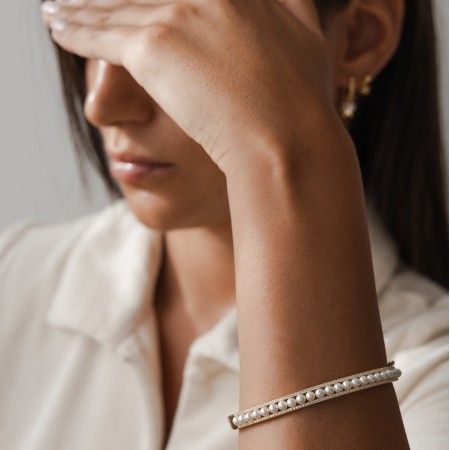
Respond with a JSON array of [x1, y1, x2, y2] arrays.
[[222, 109, 360, 215], [219, 105, 354, 185]]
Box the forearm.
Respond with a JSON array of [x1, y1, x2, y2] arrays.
[[223, 116, 409, 449]]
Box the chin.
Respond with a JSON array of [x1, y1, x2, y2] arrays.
[[122, 186, 217, 232], [122, 189, 184, 232], [120, 176, 231, 231]]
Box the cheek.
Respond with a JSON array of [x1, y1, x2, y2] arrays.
[[322, 20, 348, 92], [180, 153, 229, 212], [120, 159, 230, 231]]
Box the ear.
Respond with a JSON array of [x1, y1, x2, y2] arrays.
[[327, 0, 405, 90]]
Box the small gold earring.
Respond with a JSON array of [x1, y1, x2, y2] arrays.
[[360, 74, 373, 96], [341, 76, 357, 120], [340, 74, 373, 120]]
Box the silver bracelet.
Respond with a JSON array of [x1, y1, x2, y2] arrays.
[[228, 361, 401, 430]]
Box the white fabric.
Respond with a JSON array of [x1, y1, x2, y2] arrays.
[[0, 200, 447, 450]]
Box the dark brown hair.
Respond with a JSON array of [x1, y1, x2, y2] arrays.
[[52, 0, 449, 288]]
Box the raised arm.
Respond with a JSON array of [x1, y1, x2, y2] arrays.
[[221, 108, 409, 449], [40, 0, 410, 446]]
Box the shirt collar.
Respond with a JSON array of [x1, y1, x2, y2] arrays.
[[46, 200, 164, 349], [46, 199, 399, 357]]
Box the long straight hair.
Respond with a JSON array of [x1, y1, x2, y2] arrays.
[[51, 0, 449, 289]]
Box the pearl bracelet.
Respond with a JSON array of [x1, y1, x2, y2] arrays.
[[228, 361, 401, 430]]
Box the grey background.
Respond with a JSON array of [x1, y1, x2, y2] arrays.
[[0, 1, 448, 230]]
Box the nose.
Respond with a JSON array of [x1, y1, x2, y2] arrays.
[[84, 59, 155, 127]]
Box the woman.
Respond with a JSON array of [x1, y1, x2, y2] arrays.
[[0, 0, 447, 448]]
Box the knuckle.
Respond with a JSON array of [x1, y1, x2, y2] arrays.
[[124, 25, 169, 72], [165, 3, 197, 24], [138, 23, 172, 55], [147, 23, 172, 44]]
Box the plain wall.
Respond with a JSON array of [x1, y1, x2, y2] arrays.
[[0, 0, 448, 230]]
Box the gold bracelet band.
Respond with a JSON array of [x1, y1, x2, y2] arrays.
[[228, 361, 401, 430]]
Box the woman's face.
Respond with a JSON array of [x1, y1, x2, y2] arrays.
[[84, 59, 233, 231], [84, 59, 232, 231], [83, 12, 344, 231]]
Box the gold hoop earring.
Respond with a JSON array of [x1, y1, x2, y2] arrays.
[[340, 76, 357, 120]]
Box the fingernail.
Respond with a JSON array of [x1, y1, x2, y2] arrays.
[[41, 1, 59, 14], [49, 19, 69, 32]]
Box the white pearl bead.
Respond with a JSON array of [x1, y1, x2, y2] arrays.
[[251, 409, 261, 420], [237, 415, 244, 426], [324, 385, 335, 396], [243, 412, 251, 423], [232, 416, 238, 426], [277, 400, 287, 411], [359, 375, 369, 385], [367, 374, 376, 383], [268, 403, 278, 414], [333, 383, 344, 393], [351, 378, 361, 387], [287, 397, 297, 408], [315, 388, 325, 399], [305, 391, 316, 401], [296, 394, 306, 405], [374, 372, 382, 381], [343, 380, 353, 391], [342, 100, 357, 118], [260, 406, 270, 416]]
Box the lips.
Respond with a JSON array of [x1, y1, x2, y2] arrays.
[[106, 150, 176, 184], [106, 150, 174, 166]]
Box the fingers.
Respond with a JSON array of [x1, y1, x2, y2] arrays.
[[43, 5, 179, 74], [40, 0, 190, 70], [42, 1, 167, 27], [41, 0, 145, 65], [46, 20, 136, 65], [52, 0, 176, 9]]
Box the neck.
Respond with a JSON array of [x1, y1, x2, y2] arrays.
[[155, 222, 236, 334]]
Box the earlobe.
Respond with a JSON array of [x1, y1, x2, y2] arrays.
[[335, 0, 405, 87]]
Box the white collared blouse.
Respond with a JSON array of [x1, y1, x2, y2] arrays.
[[0, 200, 448, 450]]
